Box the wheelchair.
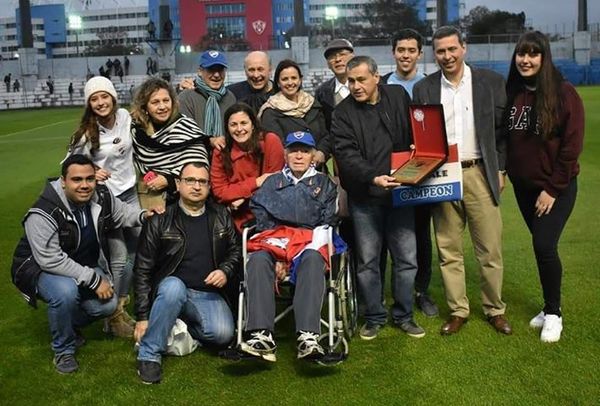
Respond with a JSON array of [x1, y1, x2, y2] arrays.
[[223, 225, 358, 366]]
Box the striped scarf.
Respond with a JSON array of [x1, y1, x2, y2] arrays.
[[132, 114, 209, 178], [193, 75, 227, 137]]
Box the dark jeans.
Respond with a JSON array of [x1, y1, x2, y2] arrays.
[[512, 177, 577, 316], [380, 203, 433, 298], [350, 199, 417, 325]]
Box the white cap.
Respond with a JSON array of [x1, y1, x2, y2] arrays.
[[84, 76, 118, 105]]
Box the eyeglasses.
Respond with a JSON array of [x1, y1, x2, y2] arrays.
[[182, 177, 209, 186], [326, 50, 352, 61]]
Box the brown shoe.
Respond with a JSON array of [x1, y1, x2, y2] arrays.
[[488, 315, 513, 335], [440, 316, 467, 335]]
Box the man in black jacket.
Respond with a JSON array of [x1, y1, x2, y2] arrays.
[[134, 162, 241, 384], [333, 56, 423, 341]]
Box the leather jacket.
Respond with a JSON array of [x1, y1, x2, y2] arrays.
[[134, 200, 241, 321]]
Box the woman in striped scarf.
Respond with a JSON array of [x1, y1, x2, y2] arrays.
[[131, 78, 209, 209]]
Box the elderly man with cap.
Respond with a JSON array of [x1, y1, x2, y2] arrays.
[[178, 50, 236, 151], [315, 39, 355, 131], [239, 131, 338, 363]]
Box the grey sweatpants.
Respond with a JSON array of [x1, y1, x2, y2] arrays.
[[245, 249, 326, 333]]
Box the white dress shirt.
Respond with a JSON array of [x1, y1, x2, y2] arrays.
[[440, 64, 481, 161]]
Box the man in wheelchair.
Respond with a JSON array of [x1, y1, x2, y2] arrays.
[[239, 131, 338, 362]]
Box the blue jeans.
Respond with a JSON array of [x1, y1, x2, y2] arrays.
[[350, 199, 417, 325], [111, 186, 142, 297], [37, 270, 117, 356], [137, 276, 234, 363]]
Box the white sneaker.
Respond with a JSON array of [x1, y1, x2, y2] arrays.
[[240, 330, 277, 362], [529, 311, 545, 329], [296, 331, 325, 360], [540, 315, 563, 343]]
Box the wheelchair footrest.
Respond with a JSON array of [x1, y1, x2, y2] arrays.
[[316, 351, 347, 366], [218, 348, 255, 361]]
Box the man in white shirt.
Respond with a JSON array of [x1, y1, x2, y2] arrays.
[[413, 26, 512, 336]]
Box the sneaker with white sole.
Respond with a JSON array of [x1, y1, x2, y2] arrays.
[[359, 323, 382, 340], [297, 331, 325, 360], [240, 330, 277, 362], [529, 311, 545, 329], [137, 360, 161, 384], [395, 319, 426, 338], [53, 353, 79, 374], [540, 314, 563, 343]]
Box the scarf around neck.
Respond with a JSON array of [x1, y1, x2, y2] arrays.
[[258, 90, 314, 119], [132, 114, 209, 178], [194, 75, 227, 137]]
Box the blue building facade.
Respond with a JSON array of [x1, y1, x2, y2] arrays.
[[148, 0, 181, 40], [413, 0, 461, 27], [16, 4, 66, 58], [272, 0, 310, 48]]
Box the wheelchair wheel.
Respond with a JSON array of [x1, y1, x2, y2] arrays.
[[316, 332, 348, 366], [340, 252, 358, 339]]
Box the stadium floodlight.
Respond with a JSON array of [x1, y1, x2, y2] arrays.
[[68, 15, 83, 56], [324, 6, 338, 21], [68, 15, 82, 30], [324, 6, 338, 37]]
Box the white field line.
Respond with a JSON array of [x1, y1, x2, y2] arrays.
[[0, 119, 77, 139], [0, 135, 68, 144]]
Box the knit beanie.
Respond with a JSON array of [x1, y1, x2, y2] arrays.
[[84, 76, 118, 105]]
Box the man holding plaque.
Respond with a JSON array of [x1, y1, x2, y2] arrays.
[[332, 56, 424, 340], [412, 26, 512, 336]]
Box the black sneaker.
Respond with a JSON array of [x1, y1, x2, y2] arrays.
[[137, 360, 161, 384], [53, 353, 79, 374], [359, 323, 382, 340], [395, 319, 426, 338], [239, 330, 277, 362], [416, 293, 439, 317]]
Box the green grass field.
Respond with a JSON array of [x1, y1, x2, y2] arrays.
[[0, 91, 599, 404]]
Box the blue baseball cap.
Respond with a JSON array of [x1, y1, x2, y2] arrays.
[[198, 50, 228, 69], [285, 131, 316, 148]]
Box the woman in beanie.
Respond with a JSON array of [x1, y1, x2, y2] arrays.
[[130, 77, 209, 208], [505, 31, 585, 343], [67, 75, 139, 338]]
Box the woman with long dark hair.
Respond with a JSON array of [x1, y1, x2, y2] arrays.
[[211, 102, 284, 231], [67, 76, 138, 337], [130, 77, 209, 209], [505, 31, 585, 343], [258, 59, 329, 167]]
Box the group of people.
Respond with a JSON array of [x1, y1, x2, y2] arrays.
[[4, 73, 21, 92], [11, 26, 584, 385]]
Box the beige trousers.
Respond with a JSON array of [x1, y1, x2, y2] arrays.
[[432, 164, 506, 318]]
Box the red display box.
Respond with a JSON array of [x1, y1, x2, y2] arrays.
[[391, 104, 449, 185]]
